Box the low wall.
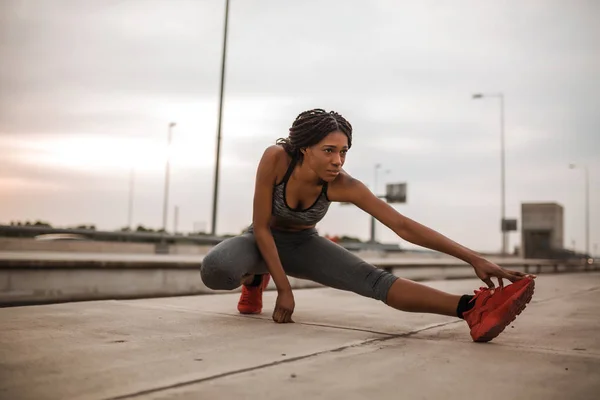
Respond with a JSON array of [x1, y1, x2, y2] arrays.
[[1, 255, 596, 306]]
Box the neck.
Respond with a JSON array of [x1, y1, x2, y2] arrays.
[[293, 160, 322, 185]]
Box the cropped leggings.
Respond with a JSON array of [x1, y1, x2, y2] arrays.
[[200, 226, 399, 303]]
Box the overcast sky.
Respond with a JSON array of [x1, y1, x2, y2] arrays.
[[1, 0, 598, 254]]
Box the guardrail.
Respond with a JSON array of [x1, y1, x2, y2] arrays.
[[0, 225, 400, 252], [369, 257, 598, 274], [0, 225, 224, 245]]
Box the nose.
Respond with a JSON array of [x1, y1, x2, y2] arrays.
[[331, 154, 342, 167]]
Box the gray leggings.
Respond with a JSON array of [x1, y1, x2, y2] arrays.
[[200, 226, 398, 303]]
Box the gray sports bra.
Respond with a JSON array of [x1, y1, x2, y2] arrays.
[[271, 154, 331, 226]]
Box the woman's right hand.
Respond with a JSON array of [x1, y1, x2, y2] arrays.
[[273, 289, 295, 323]]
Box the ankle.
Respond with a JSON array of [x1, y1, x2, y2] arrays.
[[456, 294, 475, 319], [243, 274, 263, 287]]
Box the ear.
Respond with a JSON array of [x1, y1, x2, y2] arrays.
[[300, 147, 307, 155]]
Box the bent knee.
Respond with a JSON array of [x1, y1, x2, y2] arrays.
[[362, 262, 399, 302], [200, 252, 240, 291]]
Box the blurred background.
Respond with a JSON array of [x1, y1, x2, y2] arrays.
[[1, 0, 598, 261]]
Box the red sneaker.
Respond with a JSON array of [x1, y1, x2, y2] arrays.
[[463, 277, 535, 342], [237, 274, 271, 314]]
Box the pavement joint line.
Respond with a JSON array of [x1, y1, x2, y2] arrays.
[[404, 336, 600, 360], [110, 282, 600, 338], [528, 285, 600, 305], [111, 300, 455, 337], [103, 320, 461, 400], [103, 338, 385, 400], [491, 343, 600, 360]]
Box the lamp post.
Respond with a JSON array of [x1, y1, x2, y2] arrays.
[[472, 92, 507, 256], [569, 163, 590, 256], [211, 0, 230, 236], [127, 166, 135, 230], [162, 122, 176, 232], [370, 164, 390, 243]]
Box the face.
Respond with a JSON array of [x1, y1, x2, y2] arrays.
[[302, 130, 349, 182]]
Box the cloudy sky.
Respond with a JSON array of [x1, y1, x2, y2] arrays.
[[1, 0, 598, 254]]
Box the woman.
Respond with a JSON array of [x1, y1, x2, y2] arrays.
[[200, 108, 536, 342]]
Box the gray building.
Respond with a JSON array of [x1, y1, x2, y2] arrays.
[[520, 203, 564, 259]]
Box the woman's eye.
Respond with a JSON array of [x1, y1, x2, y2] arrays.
[[325, 149, 332, 153]]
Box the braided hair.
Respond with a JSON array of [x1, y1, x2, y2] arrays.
[[276, 109, 352, 162]]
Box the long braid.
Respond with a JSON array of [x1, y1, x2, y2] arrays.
[[276, 109, 353, 161]]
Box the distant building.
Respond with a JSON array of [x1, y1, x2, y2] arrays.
[[520, 203, 564, 259]]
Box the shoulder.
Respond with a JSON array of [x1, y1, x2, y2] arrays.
[[261, 144, 285, 159], [259, 144, 288, 167], [330, 169, 357, 187], [256, 144, 291, 183], [326, 169, 368, 202]]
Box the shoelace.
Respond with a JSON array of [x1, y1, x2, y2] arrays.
[[472, 286, 491, 298], [473, 285, 504, 299]]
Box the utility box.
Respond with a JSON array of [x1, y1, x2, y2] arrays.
[[521, 203, 564, 259]]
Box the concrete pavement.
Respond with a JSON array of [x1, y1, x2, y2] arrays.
[[1, 273, 599, 400]]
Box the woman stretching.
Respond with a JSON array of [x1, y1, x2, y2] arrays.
[[200, 108, 535, 342]]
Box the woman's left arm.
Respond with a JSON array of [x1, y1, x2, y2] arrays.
[[332, 175, 533, 288]]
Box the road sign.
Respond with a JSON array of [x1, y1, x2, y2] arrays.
[[502, 218, 518, 232], [385, 183, 407, 204]]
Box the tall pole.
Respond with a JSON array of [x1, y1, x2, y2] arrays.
[[162, 122, 176, 232], [211, 0, 230, 236], [585, 165, 589, 256], [173, 205, 179, 235], [569, 163, 590, 256], [500, 94, 507, 256], [128, 167, 135, 230], [370, 164, 380, 243], [473, 92, 507, 256]]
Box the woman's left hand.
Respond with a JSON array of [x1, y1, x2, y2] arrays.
[[471, 258, 536, 292]]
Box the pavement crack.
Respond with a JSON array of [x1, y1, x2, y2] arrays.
[[104, 319, 461, 400], [104, 339, 381, 400]]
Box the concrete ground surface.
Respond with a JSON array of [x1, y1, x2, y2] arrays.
[[1, 273, 599, 400]]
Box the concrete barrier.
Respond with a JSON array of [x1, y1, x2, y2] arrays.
[[1, 252, 596, 306]]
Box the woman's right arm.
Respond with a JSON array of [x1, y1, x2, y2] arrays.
[[252, 146, 295, 323]]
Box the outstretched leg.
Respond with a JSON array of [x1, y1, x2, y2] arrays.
[[385, 278, 462, 316], [278, 231, 535, 342], [279, 231, 464, 316]]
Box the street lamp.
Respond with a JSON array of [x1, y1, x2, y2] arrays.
[[370, 164, 390, 243], [127, 166, 135, 230], [569, 163, 590, 256], [162, 122, 176, 232], [211, 0, 230, 236], [472, 92, 507, 256]]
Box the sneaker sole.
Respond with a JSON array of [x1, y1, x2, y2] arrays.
[[473, 279, 535, 343], [237, 309, 263, 315]]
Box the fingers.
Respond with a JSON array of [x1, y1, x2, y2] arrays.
[[272, 307, 295, 323], [272, 308, 282, 323], [483, 277, 495, 293], [503, 269, 537, 282], [507, 269, 537, 279]]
